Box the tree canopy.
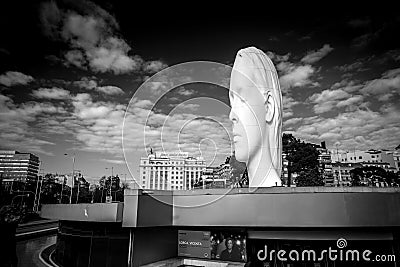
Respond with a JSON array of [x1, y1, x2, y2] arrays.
[[350, 166, 400, 187], [282, 133, 323, 187]]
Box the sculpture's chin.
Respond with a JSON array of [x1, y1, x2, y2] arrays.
[[234, 149, 248, 163]]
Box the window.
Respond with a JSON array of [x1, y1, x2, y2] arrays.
[[359, 156, 362, 159]]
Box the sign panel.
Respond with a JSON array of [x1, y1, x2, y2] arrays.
[[178, 230, 211, 259], [178, 230, 247, 262], [156, 151, 189, 158]]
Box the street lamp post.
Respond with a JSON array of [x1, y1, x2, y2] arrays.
[[36, 174, 44, 211], [33, 162, 42, 212], [11, 191, 36, 206], [11, 194, 29, 206], [105, 167, 113, 202], [59, 175, 65, 204], [64, 153, 75, 204], [33, 172, 43, 212]]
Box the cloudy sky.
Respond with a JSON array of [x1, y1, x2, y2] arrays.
[[1, 2, 399, 184]]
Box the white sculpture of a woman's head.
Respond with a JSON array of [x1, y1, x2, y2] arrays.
[[229, 47, 282, 187]]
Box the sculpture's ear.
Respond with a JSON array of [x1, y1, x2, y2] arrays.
[[264, 91, 275, 123]]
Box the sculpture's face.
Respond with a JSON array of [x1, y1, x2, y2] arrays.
[[229, 64, 266, 163]]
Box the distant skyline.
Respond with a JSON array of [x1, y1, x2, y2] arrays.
[[0, 2, 399, 183]]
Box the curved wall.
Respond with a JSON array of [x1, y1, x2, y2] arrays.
[[122, 188, 400, 228]]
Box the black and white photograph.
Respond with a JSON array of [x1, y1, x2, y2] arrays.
[[0, 2, 400, 267]]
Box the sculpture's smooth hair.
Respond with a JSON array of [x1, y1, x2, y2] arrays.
[[235, 47, 283, 177]]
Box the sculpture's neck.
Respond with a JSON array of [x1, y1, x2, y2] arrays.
[[247, 144, 281, 188]]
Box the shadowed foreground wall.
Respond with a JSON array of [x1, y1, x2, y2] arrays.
[[55, 221, 129, 267], [40, 187, 400, 267], [132, 227, 178, 267]]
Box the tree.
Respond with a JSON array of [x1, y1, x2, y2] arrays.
[[121, 182, 130, 190], [282, 133, 299, 186], [40, 173, 63, 204], [282, 133, 322, 186], [239, 168, 248, 187], [350, 167, 363, 186], [229, 154, 246, 187], [295, 168, 324, 187], [350, 166, 400, 187]]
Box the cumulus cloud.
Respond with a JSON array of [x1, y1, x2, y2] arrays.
[[31, 87, 71, 100], [169, 103, 200, 112], [337, 50, 400, 77], [352, 29, 382, 48], [361, 75, 400, 95], [0, 71, 34, 87], [177, 87, 196, 96], [73, 77, 98, 90], [287, 106, 400, 152], [122, 98, 233, 168], [267, 50, 317, 91], [283, 117, 303, 127], [309, 88, 365, 114], [64, 50, 86, 69], [301, 44, 334, 64], [39, 1, 166, 74], [280, 65, 315, 90], [143, 61, 168, 73], [0, 93, 66, 155], [336, 95, 364, 108], [337, 61, 367, 73], [72, 77, 124, 95], [282, 95, 299, 118], [327, 67, 400, 104], [96, 85, 124, 95], [330, 79, 363, 93], [359, 68, 400, 95], [266, 51, 291, 62]]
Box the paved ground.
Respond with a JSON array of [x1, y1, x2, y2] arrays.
[[16, 219, 58, 238], [17, 234, 56, 267], [14, 219, 59, 266]]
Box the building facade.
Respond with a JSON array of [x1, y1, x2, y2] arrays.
[[394, 149, 400, 172], [0, 150, 40, 186], [281, 154, 297, 187], [200, 166, 228, 189], [332, 162, 363, 186], [315, 142, 334, 186], [139, 151, 206, 190], [331, 149, 397, 172]]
